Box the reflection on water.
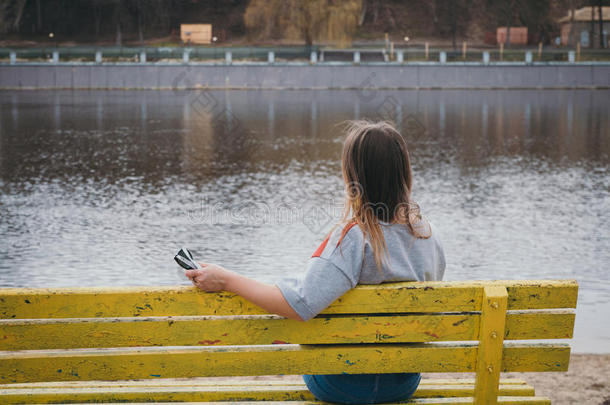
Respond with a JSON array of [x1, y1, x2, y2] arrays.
[[0, 89, 609, 353]]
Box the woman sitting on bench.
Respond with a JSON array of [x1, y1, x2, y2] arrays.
[[186, 120, 446, 404]]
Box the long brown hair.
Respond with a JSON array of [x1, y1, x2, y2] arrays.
[[340, 120, 430, 269]]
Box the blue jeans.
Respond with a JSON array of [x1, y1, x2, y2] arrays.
[[303, 373, 421, 404]]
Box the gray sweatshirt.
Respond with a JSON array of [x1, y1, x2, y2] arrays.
[[276, 221, 446, 321]]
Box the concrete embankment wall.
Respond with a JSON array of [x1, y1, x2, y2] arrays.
[[1, 63, 609, 89]]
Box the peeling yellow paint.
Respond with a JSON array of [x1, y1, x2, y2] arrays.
[[0, 382, 537, 403], [0, 311, 574, 350], [0, 279, 576, 404], [0, 280, 578, 319]]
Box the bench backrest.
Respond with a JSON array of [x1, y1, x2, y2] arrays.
[[0, 280, 577, 402]]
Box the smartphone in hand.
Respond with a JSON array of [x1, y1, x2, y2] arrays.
[[174, 247, 201, 270]]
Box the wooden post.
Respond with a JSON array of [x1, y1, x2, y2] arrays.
[[425, 42, 429, 60], [390, 41, 394, 61], [462, 41, 467, 59], [576, 42, 581, 61], [473, 286, 508, 405], [385, 32, 389, 51], [499, 43, 504, 61], [538, 42, 543, 60]]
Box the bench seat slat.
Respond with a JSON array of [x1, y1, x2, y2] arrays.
[[0, 280, 578, 319], [0, 343, 570, 384], [4, 398, 551, 404], [0, 310, 574, 350], [0, 382, 537, 404], [0, 377, 530, 389]]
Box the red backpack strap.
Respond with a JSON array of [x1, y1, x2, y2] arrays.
[[311, 235, 330, 258], [311, 222, 358, 258]]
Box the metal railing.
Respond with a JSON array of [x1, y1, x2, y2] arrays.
[[1, 45, 609, 65]]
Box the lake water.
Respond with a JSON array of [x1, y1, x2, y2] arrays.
[[0, 89, 608, 353]]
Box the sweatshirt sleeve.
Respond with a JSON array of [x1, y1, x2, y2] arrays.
[[276, 224, 364, 321]]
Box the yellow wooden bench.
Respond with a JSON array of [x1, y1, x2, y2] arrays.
[[0, 279, 577, 404]]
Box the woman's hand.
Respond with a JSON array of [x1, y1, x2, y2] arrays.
[[185, 263, 233, 292], [184, 263, 303, 321]]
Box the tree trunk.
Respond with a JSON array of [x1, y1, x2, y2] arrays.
[[116, 23, 122, 46], [590, 0, 596, 48], [568, 0, 575, 46], [372, 0, 379, 24], [94, 4, 101, 39], [36, 0, 42, 32], [451, 28, 456, 49], [138, 2, 144, 44], [304, 31, 313, 46], [384, 4, 396, 30], [505, 7, 512, 47], [599, 0, 604, 48], [450, 0, 457, 49], [359, 0, 367, 26], [12, 0, 27, 31], [115, 4, 122, 46], [113, 0, 125, 46]]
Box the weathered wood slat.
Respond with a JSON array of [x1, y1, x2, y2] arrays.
[[0, 377, 530, 389], [0, 310, 574, 350], [0, 343, 570, 383], [0, 398, 551, 404], [0, 383, 537, 404], [0, 280, 578, 319], [0, 313, 476, 349], [505, 310, 574, 340]]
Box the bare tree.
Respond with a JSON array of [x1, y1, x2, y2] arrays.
[[244, 0, 362, 46], [427, 0, 470, 49], [0, 0, 27, 34]]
